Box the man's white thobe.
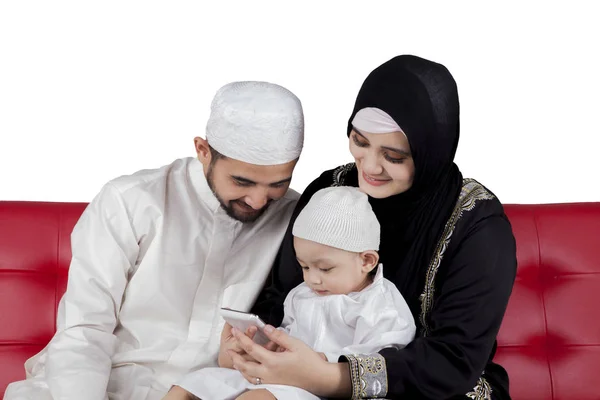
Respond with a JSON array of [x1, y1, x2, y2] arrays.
[[5, 157, 299, 400]]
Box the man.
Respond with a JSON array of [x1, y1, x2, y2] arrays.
[[5, 81, 304, 400]]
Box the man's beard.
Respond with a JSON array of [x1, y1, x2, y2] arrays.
[[206, 165, 271, 223]]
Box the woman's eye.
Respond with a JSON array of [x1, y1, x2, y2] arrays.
[[319, 268, 333, 273], [384, 153, 406, 164], [352, 134, 368, 148]]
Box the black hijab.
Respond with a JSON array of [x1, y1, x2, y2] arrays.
[[346, 55, 463, 316]]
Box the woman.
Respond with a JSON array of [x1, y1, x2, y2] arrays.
[[229, 55, 517, 399]]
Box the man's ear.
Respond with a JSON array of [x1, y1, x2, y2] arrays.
[[359, 250, 379, 274], [194, 136, 211, 167]]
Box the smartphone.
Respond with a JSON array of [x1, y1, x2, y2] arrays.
[[220, 307, 270, 345]]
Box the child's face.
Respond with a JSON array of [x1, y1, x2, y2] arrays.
[[293, 236, 378, 295]]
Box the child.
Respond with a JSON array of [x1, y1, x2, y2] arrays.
[[164, 186, 416, 400]]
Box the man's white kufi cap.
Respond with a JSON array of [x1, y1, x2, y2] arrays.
[[293, 187, 380, 252], [206, 81, 304, 165]]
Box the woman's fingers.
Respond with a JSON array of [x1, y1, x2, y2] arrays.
[[239, 370, 253, 385], [231, 328, 275, 364], [229, 330, 333, 394], [239, 370, 262, 386], [260, 325, 299, 352], [221, 324, 257, 354], [263, 340, 278, 352], [228, 350, 265, 380], [241, 352, 256, 362]]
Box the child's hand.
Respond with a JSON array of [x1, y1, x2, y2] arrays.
[[218, 323, 258, 368]]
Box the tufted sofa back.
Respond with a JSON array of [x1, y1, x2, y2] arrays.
[[1, 201, 599, 399]]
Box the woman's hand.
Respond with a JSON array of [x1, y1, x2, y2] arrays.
[[228, 325, 352, 398]]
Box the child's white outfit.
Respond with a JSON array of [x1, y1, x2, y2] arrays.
[[176, 265, 415, 400]]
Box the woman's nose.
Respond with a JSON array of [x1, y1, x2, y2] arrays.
[[362, 153, 384, 175]]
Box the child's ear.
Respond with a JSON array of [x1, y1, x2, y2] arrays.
[[359, 250, 379, 273]]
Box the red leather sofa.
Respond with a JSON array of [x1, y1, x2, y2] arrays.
[[1, 201, 599, 399]]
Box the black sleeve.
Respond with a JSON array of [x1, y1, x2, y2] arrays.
[[379, 215, 517, 399], [251, 169, 334, 326]]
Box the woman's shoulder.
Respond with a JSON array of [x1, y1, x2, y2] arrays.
[[440, 178, 514, 256], [444, 178, 514, 254], [457, 178, 496, 207], [331, 162, 356, 187], [454, 178, 507, 222]]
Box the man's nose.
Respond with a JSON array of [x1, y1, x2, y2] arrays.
[[244, 189, 269, 210]]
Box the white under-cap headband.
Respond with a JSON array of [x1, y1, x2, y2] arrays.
[[206, 81, 304, 165], [352, 107, 405, 136]]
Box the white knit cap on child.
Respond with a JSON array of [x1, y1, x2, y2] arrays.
[[292, 187, 380, 252]]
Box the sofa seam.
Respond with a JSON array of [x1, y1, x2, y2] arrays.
[[55, 206, 61, 332], [534, 208, 554, 399]]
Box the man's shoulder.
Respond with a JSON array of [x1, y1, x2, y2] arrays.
[[266, 187, 300, 217], [282, 187, 300, 202], [107, 157, 190, 196]]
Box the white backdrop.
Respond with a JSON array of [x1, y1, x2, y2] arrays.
[[1, 1, 598, 204]]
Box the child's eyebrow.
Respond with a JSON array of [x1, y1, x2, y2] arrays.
[[313, 258, 334, 267]]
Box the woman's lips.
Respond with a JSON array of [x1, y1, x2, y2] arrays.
[[362, 171, 391, 187]]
